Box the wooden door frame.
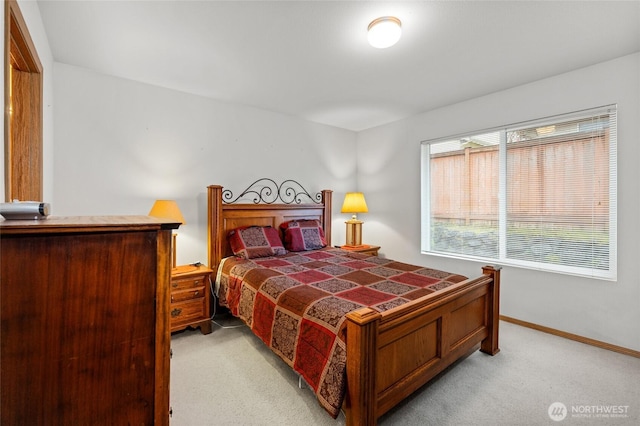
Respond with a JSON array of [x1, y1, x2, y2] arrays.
[[4, 0, 43, 201]]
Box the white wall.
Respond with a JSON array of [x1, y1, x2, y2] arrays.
[[52, 63, 357, 265], [357, 53, 640, 351], [0, 0, 55, 202]]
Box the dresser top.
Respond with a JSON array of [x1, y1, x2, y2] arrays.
[[0, 215, 180, 235]]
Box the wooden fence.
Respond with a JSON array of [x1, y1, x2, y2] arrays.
[[429, 133, 610, 227]]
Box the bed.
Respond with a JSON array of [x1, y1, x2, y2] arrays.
[[207, 180, 500, 426]]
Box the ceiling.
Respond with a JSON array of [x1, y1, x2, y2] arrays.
[[37, 1, 640, 132]]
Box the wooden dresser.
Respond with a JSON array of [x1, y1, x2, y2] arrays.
[[0, 216, 179, 425]]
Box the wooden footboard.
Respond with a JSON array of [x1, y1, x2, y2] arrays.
[[344, 265, 501, 426]]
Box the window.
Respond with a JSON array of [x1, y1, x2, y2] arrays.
[[421, 106, 617, 280]]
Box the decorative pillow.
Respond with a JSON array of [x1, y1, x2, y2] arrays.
[[280, 219, 327, 252], [228, 226, 286, 259]]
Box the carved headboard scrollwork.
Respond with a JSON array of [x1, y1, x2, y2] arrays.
[[221, 178, 322, 205]]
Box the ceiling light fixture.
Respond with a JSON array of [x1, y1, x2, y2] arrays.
[[367, 16, 402, 49]]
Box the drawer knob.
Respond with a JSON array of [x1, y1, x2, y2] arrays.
[[194, 290, 199, 297], [194, 280, 200, 285], [171, 308, 182, 318]]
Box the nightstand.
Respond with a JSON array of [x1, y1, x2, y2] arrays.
[[170, 264, 213, 334], [340, 245, 380, 256]]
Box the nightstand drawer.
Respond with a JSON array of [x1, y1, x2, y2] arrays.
[[171, 287, 205, 303], [171, 274, 208, 291], [170, 300, 206, 325]]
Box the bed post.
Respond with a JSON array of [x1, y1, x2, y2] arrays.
[[207, 185, 223, 271], [345, 307, 381, 426], [321, 189, 332, 246], [480, 265, 501, 355]]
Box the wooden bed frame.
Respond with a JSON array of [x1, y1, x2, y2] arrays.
[[207, 184, 500, 426]]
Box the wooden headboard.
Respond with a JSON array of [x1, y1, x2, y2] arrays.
[[207, 183, 333, 271]]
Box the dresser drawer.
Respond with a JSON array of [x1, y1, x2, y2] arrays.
[[171, 287, 204, 303], [171, 274, 208, 291], [170, 299, 207, 326]]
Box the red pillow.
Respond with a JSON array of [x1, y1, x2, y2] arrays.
[[280, 220, 327, 252], [228, 226, 286, 259]]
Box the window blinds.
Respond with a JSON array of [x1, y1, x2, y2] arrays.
[[505, 107, 616, 278]]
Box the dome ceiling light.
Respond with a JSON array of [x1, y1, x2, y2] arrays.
[[367, 16, 402, 49]]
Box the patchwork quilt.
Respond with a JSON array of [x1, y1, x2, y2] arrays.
[[215, 248, 467, 417]]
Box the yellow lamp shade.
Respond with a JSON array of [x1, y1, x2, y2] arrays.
[[149, 200, 185, 224], [341, 192, 368, 216]]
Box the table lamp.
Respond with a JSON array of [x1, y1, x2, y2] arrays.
[[149, 200, 185, 269], [341, 192, 368, 247]]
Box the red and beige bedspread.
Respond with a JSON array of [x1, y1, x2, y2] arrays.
[[215, 248, 467, 417]]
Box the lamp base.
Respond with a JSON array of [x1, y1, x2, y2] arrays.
[[345, 219, 364, 247], [172, 233, 177, 269]]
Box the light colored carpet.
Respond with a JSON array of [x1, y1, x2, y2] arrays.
[[170, 317, 640, 425]]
